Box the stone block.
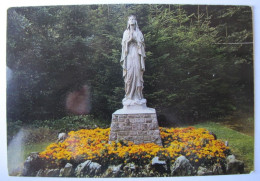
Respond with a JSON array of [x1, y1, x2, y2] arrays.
[[118, 131, 128, 136], [129, 131, 137, 136], [144, 136, 151, 141], [132, 124, 141, 130], [146, 119, 152, 123], [148, 123, 159, 130], [111, 123, 119, 130], [152, 137, 163, 146], [128, 115, 136, 119], [118, 123, 125, 128], [109, 133, 117, 140], [125, 136, 134, 141], [136, 136, 144, 140], [135, 118, 144, 123], [147, 130, 155, 135], [124, 126, 132, 131], [112, 117, 118, 122], [141, 124, 148, 131], [138, 131, 147, 135], [113, 115, 118, 119], [144, 141, 152, 143], [134, 140, 142, 144], [129, 119, 136, 123], [118, 118, 125, 122], [125, 119, 131, 126], [152, 118, 158, 123], [151, 114, 157, 118], [120, 115, 127, 118], [153, 130, 160, 135], [109, 112, 162, 145], [117, 136, 126, 141], [155, 139, 162, 145]]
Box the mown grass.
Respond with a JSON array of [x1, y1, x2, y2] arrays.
[[23, 142, 54, 160], [192, 122, 254, 173]]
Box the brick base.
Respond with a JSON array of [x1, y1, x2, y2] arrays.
[[109, 113, 162, 146]]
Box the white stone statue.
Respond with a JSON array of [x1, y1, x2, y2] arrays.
[[110, 16, 160, 145], [120, 15, 147, 109]]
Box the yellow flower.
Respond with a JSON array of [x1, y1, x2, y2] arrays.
[[39, 127, 230, 165]]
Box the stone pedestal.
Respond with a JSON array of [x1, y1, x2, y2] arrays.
[[109, 108, 162, 146]]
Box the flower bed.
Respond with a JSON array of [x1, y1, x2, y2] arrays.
[[39, 127, 230, 168]]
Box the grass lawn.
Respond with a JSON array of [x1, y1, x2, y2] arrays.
[[192, 122, 254, 173], [22, 142, 54, 160]]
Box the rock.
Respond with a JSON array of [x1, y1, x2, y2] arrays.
[[123, 163, 138, 176], [75, 160, 101, 177], [226, 154, 235, 162], [144, 164, 152, 175], [103, 164, 123, 177], [22, 152, 44, 176], [60, 163, 74, 177], [45, 169, 60, 177], [36, 169, 44, 177], [59, 168, 64, 176], [36, 169, 60, 177], [124, 163, 136, 172], [226, 155, 244, 174], [152, 156, 166, 165], [151, 156, 168, 172], [58, 133, 67, 142], [75, 160, 91, 177], [225, 141, 229, 146], [171, 156, 195, 176], [197, 166, 213, 176], [212, 163, 224, 175], [88, 162, 102, 176]]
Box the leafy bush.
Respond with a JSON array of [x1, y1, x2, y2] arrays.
[[7, 115, 109, 144], [23, 127, 58, 145], [30, 115, 109, 133], [7, 120, 23, 144]]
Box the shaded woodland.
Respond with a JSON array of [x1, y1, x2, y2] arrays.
[[7, 4, 253, 124]]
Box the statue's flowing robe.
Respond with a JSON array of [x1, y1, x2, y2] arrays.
[[120, 28, 146, 101]]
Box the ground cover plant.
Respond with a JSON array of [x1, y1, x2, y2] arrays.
[[193, 122, 254, 173], [39, 127, 230, 170]]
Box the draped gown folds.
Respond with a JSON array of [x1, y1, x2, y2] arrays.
[[120, 26, 146, 107]]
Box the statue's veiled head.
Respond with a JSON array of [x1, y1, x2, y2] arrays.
[[127, 15, 139, 30]]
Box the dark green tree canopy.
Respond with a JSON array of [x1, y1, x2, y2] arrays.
[[7, 5, 253, 124]]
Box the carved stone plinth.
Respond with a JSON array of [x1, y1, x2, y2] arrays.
[[109, 109, 162, 146]]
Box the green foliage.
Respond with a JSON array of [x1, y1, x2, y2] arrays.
[[30, 115, 109, 132], [193, 122, 254, 173], [7, 115, 110, 145], [7, 120, 23, 143], [7, 5, 253, 124]]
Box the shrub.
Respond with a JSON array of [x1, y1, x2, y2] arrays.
[[31, 115, 109, 132]]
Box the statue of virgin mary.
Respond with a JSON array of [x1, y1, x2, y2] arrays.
[[120, 15, 147, 109]]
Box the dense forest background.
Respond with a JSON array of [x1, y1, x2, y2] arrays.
[[7, 4, 253, 125]]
